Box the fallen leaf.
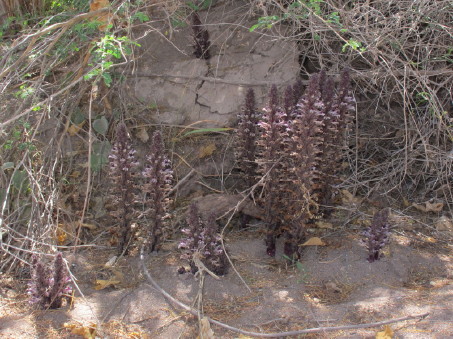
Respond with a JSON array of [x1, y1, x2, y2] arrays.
[[197, 317, 215, 339], [136, 127, 149, 143], [198, 143, 216, 158], [64, 323, 96, 339], [67, 121, 85, 136], [340, 189, 361, 205], [375, 325, 393, 339], [435, 216, 453, 231], [300, 237, 326, 246], [412, 201, 444, 213], [315, 221, 333, 229], [94, 279, 120, 290]]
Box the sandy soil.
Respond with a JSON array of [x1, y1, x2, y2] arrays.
[[0, 214, 452, 338]]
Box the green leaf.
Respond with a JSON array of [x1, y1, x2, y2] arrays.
[[12, 170, 29, 192], [133, 12, 150, 23], [181, 127, 232, 137], [91, 140, 111, 172], [93, 116, 109, 136], [102, 72, 112, 87], [1, 162, 15, 170]]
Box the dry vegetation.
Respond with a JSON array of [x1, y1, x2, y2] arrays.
[[0, 0, 451, 337]]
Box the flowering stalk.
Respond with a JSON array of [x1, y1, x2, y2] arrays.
[[108, 122, 140, 254], [192, 12, 211, 59], [179, 204, 228, 275], [283, 74, 324, 258], [142, 130, 173, 253], [257, 85, 288, 256], [28, 252, 72, 309], [236, 88, 260, 187], [363, 208, 391, 262]]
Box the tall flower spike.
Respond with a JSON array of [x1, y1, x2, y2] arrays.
[[108, 122, 140, 254], [236, 88, 259, 187], [256, 85, 288, 256], [318, 73, 340, 210], [192, 12, 211, 59], [283, 74, 325, 258], [363, 208, 391, 262], [142, 130, 173, 253], [336, 68, 355, 138]]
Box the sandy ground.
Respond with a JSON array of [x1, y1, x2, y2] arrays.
[[1, 217, 452, 338]]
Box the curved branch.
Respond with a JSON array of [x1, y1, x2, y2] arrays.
[[139, 248, 429, 337]]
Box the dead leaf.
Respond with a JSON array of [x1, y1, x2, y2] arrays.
[[197, 317, 215, 339], [94, 279, 120, 290], [90, 0, 113, 31], [136, 127, 149, 143], [375, 325, 393, 339], [315, 221, 333, 229], [67, 121, 85, 136], [198, 143, 216, 158], [340, 189, 361, 205], [435, 216, 453, 231], [300, 237, 326, 246], [412, 201, 444, 213], [64, 323, 96, 339], [80, 222, 97, 230]]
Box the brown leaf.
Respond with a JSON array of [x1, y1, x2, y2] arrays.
[[64, 323, 96, 339], [198, 143, 216, 159], [412, 201, 444, 213], [94, 279, 121, 290], [375, 325, 393, 339], [300, 237, 326, 246], [197, 317, 215, 339], [89, 0, 113, 31], [136, 127, 149, 143], [67, 121, 85, 136]]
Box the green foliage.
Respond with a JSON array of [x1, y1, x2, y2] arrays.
[[92, 116, 109, 136], [132, 12, 150, 23], [91, 140, 111, 172], [14, 84, 35, 99], [342, 38, 366, 53], [3, 120, 36, 152], [187, 0, 214, 11], [250, 0, 328, 32], [85, 34, 140, 87]]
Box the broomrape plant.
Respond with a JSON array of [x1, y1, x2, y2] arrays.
[[28, 252, 72, 309]]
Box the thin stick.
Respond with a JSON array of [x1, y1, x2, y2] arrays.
[[140, 248, 428, 337]]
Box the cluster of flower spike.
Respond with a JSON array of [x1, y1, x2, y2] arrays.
[[179, 204, 228, 275], [235, 69, 355, 259], [109, 124, 173, 255], [363, 208, 391, 262], [28, 252, 72, 309]]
